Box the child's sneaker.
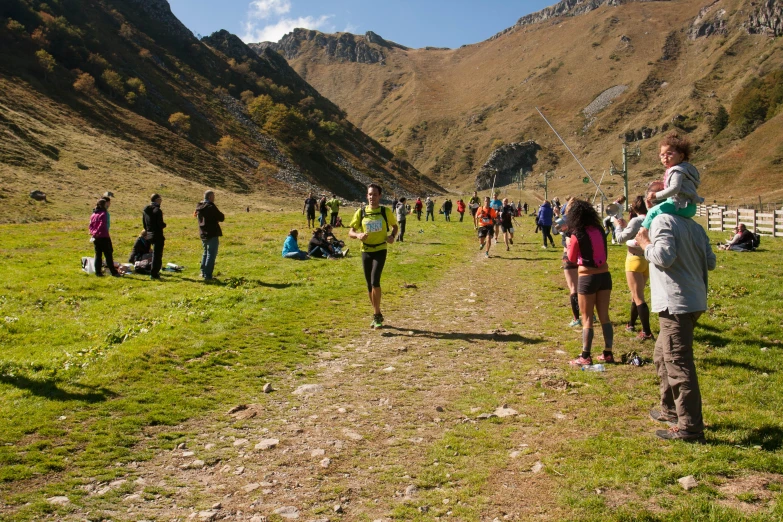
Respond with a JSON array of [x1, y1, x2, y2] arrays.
[[636, 332, 654, 342], [568, 318, 582, 328], [569, 355, 592, 366], [625, 324, 636, 333]]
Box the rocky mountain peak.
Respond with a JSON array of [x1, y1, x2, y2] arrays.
[[249, 29, 408, 65]]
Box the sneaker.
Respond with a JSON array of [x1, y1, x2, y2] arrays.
[[509, 238, 513, 245], [655, 426, 705, 443], [649, 409, 677, 427], [370, 314, 383, 329], [542, 245, 548, 249], [342, 248, 350, 257], [625, 324, 636, 333], [506, 246, 510, 251], [569, 355, 592, 366], [636, 332, 655, 342], [485, 251, 490, 257], [479, 243, 485, 250], [110, 272, 122, 278], [568, 318, 582, 328], [596, 353, 615, 364]]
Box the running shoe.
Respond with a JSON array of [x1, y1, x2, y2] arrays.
[[569, 355, 592, 366], [636, 332, 655, 342], [509, 238, 513, 245], [625, 324, 636, 333], [479, 243, 485, 250], [485, 251, 490, 258], [371, 314, 383, 329], [506, 246, 510, 251], [542, 245, 548, 249], [568, 318, 582, 328], [597, 353, 615, 364]]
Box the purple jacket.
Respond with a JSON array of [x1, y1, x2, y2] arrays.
[[89, 210, 109, 238]]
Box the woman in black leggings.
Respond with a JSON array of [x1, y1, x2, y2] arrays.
[[348, 183, 399, 329]]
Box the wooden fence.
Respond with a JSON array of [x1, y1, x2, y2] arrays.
[[700, 205, 783, 237]]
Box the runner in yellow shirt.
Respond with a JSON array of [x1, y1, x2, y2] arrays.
[[349, 183, 399, 329]]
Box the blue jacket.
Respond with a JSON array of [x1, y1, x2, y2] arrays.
[[282, 235, 299, 257], [537, 202, 553, 226]]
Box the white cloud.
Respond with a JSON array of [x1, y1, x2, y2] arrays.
[[248, 0, 291, 20], [241, 1, 334, 43], [242, 14, 333, 43], [342, 23, 359, 34]]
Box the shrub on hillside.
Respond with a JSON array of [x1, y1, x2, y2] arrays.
[[319, 120, 343, 137], [31, 27, 49, 47], [101, 70, 124, 97], [240, 90, 255, 105], [87, 53, 109, 70], [6, 19, 26, 37], [169, 112, 191, 135], [248, 94, 275, 126], [126, 77, 146, 96], [216, 136, 238, 158], [125, 91, 137, 105], [709, 105, 729, 136], [491, 138, 505, 149], [35, 49, 56, 81], [729, 70, 783, 137], [73, 72, 96, 95]]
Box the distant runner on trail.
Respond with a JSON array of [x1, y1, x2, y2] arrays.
[[476, 196, 497, 258], [490, 193, 503, 241], [349, 183, 398, 329], [500, 197, 516, 251], [469, 191, 481, 229], [303, 192, 317, 229]]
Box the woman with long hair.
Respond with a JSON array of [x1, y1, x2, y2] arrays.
[[613, 195, 654, 341], [565, 200, 614, 365], [88, 198, 120, 277], [558, 197, 582, 327]]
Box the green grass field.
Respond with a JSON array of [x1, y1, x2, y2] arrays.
[[1, 209, 782, 520]]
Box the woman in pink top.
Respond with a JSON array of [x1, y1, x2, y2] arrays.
[[565, 200, 614, 365]]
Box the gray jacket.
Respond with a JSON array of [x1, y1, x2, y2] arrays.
[[655, 162, 704, 209], [614, 215, 645, 243], [644, 214, 716, 314]]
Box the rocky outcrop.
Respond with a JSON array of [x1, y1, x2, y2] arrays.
[[126, 0, 196, 43], [619, 126, 659, 142], [688, 1, 728, 39], [250, 30, 408, 65], [475, 142, 541, 191], [490, 0, 668, 39], [745, 0, 783, 37]]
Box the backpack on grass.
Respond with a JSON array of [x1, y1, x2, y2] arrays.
[[752, 233, 761, 250]]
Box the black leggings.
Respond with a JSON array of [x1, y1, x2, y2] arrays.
[[362, 250, 387, 292], [93, 237, 118, 275], [541, 225, 555, 246], [398, 220, 406, 242]]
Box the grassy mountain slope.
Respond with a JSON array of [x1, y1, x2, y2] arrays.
[[0, 0, 439, 223], [262, 0, 783, 202]]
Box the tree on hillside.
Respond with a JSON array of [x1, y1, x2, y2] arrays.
[[709, 105, 729, 136], [35, 49, 56, 82], [392, 146, 408, 169], [248, 94, 275, 126], [216, 136, 238, 159], [126, 78, 146, 97], [169, 112, 191, 136], [101, 70, 124, 97], [73, 72, 97, 95]]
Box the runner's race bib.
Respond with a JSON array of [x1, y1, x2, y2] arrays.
[[365, 219, 383, 233]]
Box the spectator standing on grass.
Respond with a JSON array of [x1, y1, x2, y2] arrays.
[[456, 199, 466, 222], [538, 200, 556, 248], [613, 194, 654, 341], [142, 194, 166, 280], [414, 197, 423, 220], [425, 197, 435, 221], [523, 202, 529, 214], [559, 198, 582, 328], [396, 197, 408, 242], [443, 198, 453, 221], [303, 192, 317, 229], [282, 229, 309, 260], [327, 195, 341, 226], [566, 200, 615, 366], [89, 198, 119, 277], [349, 183, 398, 329], [195, 190, 224, 281], [318, 196, 328, 226], [635, 184, 716, 442]]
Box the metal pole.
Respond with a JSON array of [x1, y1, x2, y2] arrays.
[[622, 144, 629, 210], [535, 107, 608, 200]]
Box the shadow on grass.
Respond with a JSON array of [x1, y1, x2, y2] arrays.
[[0, 373, 115, 403], [380, 326, 544, 344], [708, 421, 783, 451], [701, 357, 775, 374], [179, 277, 295, 289]]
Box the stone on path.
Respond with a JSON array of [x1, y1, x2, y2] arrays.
[[46, 496, 70, 506], [531, 461, 544, 473], [343, 429, 363, 441], [311, 448, 325, 457], [404, 484, 418, 498], [197, 511, 217, 521], [243, 483, 260, 493], [293, 384, 323, 395], [274, 505, 300, 519], [263, 383, 274, 393], [255, 438, 279, 450], [494, 405, 518, 418], [320, 457, 332, 468], [678, 475, 698, 490], [334, 503, 344, 513], [182, 460, 205, 470], [233, 438, 248, 447], [382, 366, 395, 373]]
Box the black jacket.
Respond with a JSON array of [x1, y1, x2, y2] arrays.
[[128, 236, 151, 263], [195, 200, 224, 240], [142, 203, 166, 240]]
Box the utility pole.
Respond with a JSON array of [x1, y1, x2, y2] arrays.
[[610, 144, 640, 210], [540, 170, 552, 201]]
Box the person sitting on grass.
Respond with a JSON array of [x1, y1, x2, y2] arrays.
[[718, 224, 755, 251], [308, 228, 340, 259], [128, 230, 151, 263], [282, 229, 310, 260]]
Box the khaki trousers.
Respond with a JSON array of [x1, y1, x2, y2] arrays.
[[654, 310, 704, 433]]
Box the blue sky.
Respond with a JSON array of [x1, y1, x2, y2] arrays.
[[168, 0, 555, 48]]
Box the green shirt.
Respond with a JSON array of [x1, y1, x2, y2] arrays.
[[349, 206, 398, 253], [327, 199, 341, 213]]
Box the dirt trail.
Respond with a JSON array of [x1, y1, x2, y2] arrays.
[[65, 237, 590, 521]]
